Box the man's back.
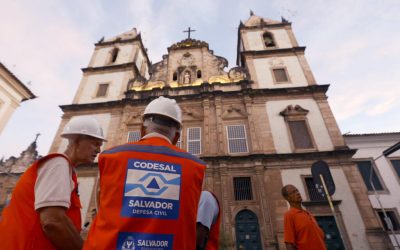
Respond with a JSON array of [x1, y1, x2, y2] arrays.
[[85, 137, 206, 250]]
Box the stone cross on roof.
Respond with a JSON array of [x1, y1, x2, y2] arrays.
[[183, 27, 196, 39]]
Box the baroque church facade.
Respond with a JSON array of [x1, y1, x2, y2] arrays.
[[46, 13, 390, 249]]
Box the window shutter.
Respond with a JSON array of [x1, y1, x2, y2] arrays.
[[390, 160, 400, 178], [305, 177, 326, 201], [227, 125, 248, 153], [127, 130, 141, 142], [356, 161, 384, 191], [273, 68, 289, 82], [187, 127, 201, 155], [96, 83, 109, 97], [288, 120, 313, 149]]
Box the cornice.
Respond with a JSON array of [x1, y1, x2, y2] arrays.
[[200, 148, 356, 164], [239, 22, 292, 30], [0, 63, 36, 101], [241, 47, 306, 57], [60, 83, 330, 112], [81, 62, 136, 73], [167, 38, 209, 52], [302, 200, 342, 206], [94, 36, 140, 47]]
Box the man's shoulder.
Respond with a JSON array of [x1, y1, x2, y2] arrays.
[[284, 207, 301, 217], [38, 154, 69, 168]]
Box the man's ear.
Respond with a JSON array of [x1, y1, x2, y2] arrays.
[[140, 125, 146, 138], [172, 130, 180, 145]]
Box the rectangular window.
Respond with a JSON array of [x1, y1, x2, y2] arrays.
[[187, 127, 201, 155], [288, 120, 313, 149], [273, 68, 289, 83], [305, 177, 326, 201], [96, 83, 109, 97], [233, 177, 253, 201], [127, 130, 141, 142], [377, 210, 400, 231], [390, 159, 400, 178], [356, 161, 384, 191], [227, 125, 248, 154]]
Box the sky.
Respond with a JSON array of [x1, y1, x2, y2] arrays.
[[0, 0, 399, 158]]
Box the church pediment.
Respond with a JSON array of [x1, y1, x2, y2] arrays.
[[125, 112, 142, 125], [182, 108, 204, 121], [168, 38, 209, 51], [221, 105, 248, 120], [280, 105, 309, 118]]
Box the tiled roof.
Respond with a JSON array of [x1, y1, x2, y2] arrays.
[[343, 132, 400, 137]]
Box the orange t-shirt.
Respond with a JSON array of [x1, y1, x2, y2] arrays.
[[283, 207, 326, 250]]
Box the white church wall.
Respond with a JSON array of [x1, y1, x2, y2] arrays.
[[266, 99, 334, 153], [116, 44, 136, 65], [281, 168, 371, 250], [90, 44, 136, 68], [253, 56, 308, 88], [246, 31, 264, 50], [135, 49, 144, 71], [77, 71, 133, 104], [272, 29, 292, 48], [0, 77, 23, 133], [243, 29, 292, 51]]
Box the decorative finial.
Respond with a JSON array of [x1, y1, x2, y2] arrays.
[[98, 36, 104, 43], [281, 16, 288, 22], [250, 10, 254, 16], [34, 133, 41, 143]]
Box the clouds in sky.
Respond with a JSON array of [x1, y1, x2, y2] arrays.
[[0, 0, 399, 157]]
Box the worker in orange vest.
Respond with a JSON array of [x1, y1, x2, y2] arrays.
[[84, 96, 206, 250], [0, 116, 106, 250], [197, 191, 221, 250]]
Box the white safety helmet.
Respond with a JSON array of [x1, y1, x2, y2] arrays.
[[143, 96, 182, 126], [61, 116, 107, 141]]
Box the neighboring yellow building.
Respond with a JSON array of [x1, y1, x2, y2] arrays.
[[0, 63, 35, 134]]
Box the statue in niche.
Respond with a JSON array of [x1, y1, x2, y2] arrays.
[[183, 71, 191, 84]]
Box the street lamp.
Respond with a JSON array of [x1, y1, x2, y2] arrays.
[[370, 141, 400, 249]]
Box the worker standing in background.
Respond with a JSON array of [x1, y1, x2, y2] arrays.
[[282, 184, 326, 250]]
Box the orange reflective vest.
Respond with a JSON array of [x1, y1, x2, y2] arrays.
[[206, 192, 220, 250], [84, 137, 206, 250], [0, 153, 82, 250]]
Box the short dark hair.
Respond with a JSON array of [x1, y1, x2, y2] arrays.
[[281, 185, 291, 199], [144, 114, 180, 129]]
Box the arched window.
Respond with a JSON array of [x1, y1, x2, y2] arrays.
[[235, 210, 262, 249], [263, 32, 275, 47], [197, 70, 202, 78], [110, 48, 119, 63], [173, 72, 178, 81]]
